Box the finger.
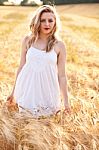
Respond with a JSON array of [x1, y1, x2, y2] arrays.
[[55, 110, 61, 115], [64, 111, 69, 115], [64, 109, 68, 114], [7, 98, 12, 102], [64, 109, 71, 114], [7, 98, 12, 104], [67, 110, 71, 114], [7, 97, 10, 101], [66, 108, 70, 112], [64, 108, 69, 111]]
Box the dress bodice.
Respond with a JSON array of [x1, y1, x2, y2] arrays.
[[26, 46, 57, 69]]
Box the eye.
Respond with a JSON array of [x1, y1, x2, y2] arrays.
[[48, 19, 53, 22], [40, 19, 46, 23]]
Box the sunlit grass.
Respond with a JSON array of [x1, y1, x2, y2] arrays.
[[67, 25, 99, 47], [0, 13, 28, 38]]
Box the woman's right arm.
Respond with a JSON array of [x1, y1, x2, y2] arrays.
[[7, 36, 29, 101]]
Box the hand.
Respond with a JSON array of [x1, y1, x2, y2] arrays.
[[6, 93, 18, 112], [6, 93, 14, 104], [64, 105, 71, 115]]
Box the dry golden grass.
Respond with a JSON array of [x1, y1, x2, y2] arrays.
[[0, 4, 99, 150]]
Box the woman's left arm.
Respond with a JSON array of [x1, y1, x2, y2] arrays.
[[57, 41, 71, 114]]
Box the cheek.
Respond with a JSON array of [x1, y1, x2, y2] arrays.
[[50, 22, 55, 29], [40, 24, 44, 29]]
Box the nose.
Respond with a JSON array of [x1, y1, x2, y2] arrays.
[[45, 20, 49, 26]]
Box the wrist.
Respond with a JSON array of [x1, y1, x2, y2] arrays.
[[64, 99, 69, 107]]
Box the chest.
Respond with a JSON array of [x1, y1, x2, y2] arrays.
[[26, 47, 57, 65]]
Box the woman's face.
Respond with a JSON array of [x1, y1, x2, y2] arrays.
[[40, 12, 56, 35]]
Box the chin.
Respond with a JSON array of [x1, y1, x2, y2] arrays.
[[44, 31, 51, 34], [45, 31, 51, 34], [42, 29, 52, 35]]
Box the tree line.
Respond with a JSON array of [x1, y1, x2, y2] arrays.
[[0, 0, 99, 5]]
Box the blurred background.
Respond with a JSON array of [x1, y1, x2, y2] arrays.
[[0, 0, 99, 6]]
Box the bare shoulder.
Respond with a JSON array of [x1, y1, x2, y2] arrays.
[[21, 35, 30, 52], [22, 35, 30, 43], [54, 40, 66, 55]]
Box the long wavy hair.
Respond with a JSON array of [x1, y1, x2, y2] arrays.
[[27, 5, 61, 52]]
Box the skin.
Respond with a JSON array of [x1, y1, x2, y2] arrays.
[[40, 12, 55, 35], [7, 11, 71, 115]]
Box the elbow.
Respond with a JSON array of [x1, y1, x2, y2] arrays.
[[17, 65, 24, 73], [18, 63, 25, 70], [58, 74, 66, 80]]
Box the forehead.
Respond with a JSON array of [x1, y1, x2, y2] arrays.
[[40, 12, 55, 19]]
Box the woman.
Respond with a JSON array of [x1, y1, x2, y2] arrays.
[[7, 5, 71, 117]]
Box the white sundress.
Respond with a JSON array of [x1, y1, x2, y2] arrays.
[[14, 46, 61, 117]]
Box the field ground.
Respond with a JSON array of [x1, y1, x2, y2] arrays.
[[0, 3, 99, 150]]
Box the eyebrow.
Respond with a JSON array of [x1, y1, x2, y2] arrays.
[[41, 18, 54, 20], [40, 17, 55, 20]]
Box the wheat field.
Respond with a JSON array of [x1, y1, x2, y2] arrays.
[[0, 3, 99, 150]]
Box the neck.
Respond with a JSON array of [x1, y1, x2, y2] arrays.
[[39, 33, 49, 41]]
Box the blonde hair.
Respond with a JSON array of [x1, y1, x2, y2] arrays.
[[27, 5, 61, 52]]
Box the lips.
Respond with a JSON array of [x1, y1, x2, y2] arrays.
[[44, 28, 50, 30]]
